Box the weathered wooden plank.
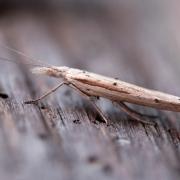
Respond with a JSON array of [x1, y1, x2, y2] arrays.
[[0, 5, 179, 180]]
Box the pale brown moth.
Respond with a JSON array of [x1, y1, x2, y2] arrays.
[[1, 45, 180, 125]]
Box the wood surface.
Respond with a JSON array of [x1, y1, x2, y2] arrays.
[[0, 2, 180, 180]]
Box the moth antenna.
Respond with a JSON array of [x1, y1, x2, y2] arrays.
[[0, 43, 51, 67], [0, 56, 42, 67]]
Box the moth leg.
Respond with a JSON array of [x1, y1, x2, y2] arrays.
[[114, 102, 156, 125], [88, 97, 109, 124], [69, 85, 109, 123], [24, 82, 67, 104], [117, 103, 158, 119]]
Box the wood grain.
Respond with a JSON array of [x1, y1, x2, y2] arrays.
[[0, 3, 180, 180]]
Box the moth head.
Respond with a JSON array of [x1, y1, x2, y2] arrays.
[[31, 66, 69, 79]]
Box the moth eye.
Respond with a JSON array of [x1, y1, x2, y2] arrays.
[[113, 82, 117, 86]]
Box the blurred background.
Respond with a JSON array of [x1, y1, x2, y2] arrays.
[[0, 1, 180, 180], [0, 0, 180, 94]]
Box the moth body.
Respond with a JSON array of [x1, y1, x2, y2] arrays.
[[32, 66, 180, 112]]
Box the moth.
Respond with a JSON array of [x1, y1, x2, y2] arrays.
[[1, 45, 180, 125]]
